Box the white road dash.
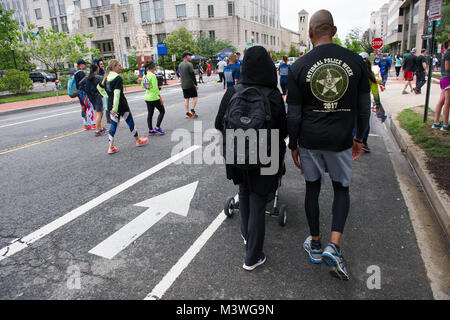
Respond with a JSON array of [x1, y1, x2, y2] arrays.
[[0, 146, 201, 262], [144, 195, 238, 300]]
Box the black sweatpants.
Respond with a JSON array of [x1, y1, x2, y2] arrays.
[[219, 72, 225, 88], [145, 100, 165, 130], [239, 183, 267, 266], [305, 179, 350, 237], [416, 71, 426, 93]]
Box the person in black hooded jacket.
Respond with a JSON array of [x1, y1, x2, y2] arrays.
[[215, 46, 287, 271]]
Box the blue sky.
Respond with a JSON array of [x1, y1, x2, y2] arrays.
[[280, 0, 389, 39]]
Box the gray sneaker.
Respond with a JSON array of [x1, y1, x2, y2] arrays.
[[322, 244, 349, 281], [243, 254, 266, 271], [303, 236, 323, 264]]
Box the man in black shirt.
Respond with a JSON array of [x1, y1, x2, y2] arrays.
[[402, 48, 417, 94], [414, 49, 428, 94], [287, 10, 370, 281]]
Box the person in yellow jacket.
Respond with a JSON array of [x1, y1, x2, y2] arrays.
[[142, 61, 166, 136]]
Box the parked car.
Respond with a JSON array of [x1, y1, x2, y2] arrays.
[[274, 60, 281, 69], [29, 71, 56, 83], [0, 70, 5, 78], [156, 67, 176, 80]]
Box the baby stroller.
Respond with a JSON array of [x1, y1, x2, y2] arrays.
[[224, 161, 288, 227]]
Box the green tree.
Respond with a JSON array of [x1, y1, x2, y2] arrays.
[[288, 45, 300, 57], [0, 69, 33, 94], [436, 3, 450, 44], [24, 28, 99, 79], [333, 37, 343, 47], [345, 27, 364, 54], [164, 27, 199, 65], [196, 36, 236, 58], [0, 3, 26, 70]]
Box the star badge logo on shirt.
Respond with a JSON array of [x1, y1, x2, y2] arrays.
[[311, 64, 349, 103]]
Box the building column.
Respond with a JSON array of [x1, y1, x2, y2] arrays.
[[415, 0, 427, 53]]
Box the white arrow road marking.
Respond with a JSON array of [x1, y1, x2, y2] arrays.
[[89, 181, 199, 260], [0, 146, 201, 262], [144, 195, 239, 300]]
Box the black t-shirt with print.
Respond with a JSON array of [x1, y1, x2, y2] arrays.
[[106, 75, 129, 113], [403, 54, 417, 72], [416, 55, 427, 73], [287, 43, 370, 152]]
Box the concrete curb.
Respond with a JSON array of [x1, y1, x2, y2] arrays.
[[0, 83, 182, 117], [386, 115, 450, 238]]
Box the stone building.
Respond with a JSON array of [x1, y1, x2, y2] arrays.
[[0, 0, 282, 67]]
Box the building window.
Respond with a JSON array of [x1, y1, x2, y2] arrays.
[[96, 16, 104, 28], [57, 0, 66, 15], [121, 0, 128, 3], [102, 0, 110, 5], [90, 0, 99, 8], [140, 1, 150, 22], [209, 30, 215, 39], [197, 4, 200, 17], [88, 17, 94, 27], [106, 14, 111, 24], [256, 32, 259, 44], [154, 0, 164, 22], [125, 37, 131, 49], [50, 17, 58, 32], [122, 12, 128, 22], [156, 33, 166, 43], [228, 1, 234, 16], [48, 0, 56, 17], [35, 8, 42, 19], [398, 24, 403, 33], [176, 4, 186, 18], [245, 30, 248, 42], [208, 5, 214, 18], [73, 0, 80, 9], [60, 16, 69, 32], [148, 34, 153, 47]]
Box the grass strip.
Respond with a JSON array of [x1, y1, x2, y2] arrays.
[[398, 109, 450, 159]]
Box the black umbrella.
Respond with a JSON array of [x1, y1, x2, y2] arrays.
[[213, 47, 233, 58]]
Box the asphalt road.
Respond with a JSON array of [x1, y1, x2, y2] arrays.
[[0, 80, 436, 300]]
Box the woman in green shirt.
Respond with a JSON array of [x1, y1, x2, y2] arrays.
[[142, 61, 166, 136]]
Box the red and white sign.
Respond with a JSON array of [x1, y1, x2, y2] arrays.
[[371, 38, 384, 50], [429, 0, 442, 22]]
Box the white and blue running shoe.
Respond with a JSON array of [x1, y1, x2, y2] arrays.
[[322, 244, 349, 281], [303, 236, 323, 264]]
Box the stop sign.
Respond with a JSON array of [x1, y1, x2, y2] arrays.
[[371, 38, 384, 50]]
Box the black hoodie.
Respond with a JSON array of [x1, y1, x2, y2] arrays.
[[214, 46, 287, 195]]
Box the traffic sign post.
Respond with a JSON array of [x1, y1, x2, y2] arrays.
[[371, 38, 384, 51], [157, 43, 168, 85], [424, 0, 442, 123]]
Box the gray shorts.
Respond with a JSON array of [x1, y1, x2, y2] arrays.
[[299, 148, 352, 187]]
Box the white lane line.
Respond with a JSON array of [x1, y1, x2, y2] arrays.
[[0, 107, 80, 123], [0, 110, 80, 129], [0, 145, 201, 262], [145, 195, 238, 300]]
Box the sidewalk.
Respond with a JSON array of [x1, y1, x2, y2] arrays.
[[0, 79, 181, 115], [380, 78, 450, 237]]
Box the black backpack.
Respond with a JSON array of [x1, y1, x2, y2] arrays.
[[223, 84, 274, 170]]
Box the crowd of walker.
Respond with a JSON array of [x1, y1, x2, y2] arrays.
[[69, 9, 450, 280]]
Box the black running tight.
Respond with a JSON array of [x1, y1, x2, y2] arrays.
[[145, 100, 165, 130], [305, 179, 350, 237]]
